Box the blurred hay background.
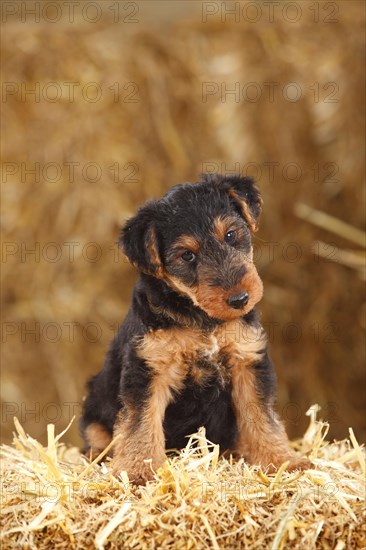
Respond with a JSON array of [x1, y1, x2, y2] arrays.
[[1, 1, 365, 448]]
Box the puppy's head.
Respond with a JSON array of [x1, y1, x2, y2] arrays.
[[121, 173, 263, 320]]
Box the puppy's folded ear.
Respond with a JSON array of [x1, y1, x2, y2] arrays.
[[203, 173, 262, 232], [120, 200, 163, 278]]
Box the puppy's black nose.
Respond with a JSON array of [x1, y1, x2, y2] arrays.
[[227, 291, 249, 309]]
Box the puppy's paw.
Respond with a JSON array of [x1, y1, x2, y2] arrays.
[[285, 456, 313, 472], [84, 447, 112, 463], [112, 457, 156, 486], [265, 455, 313, 474]]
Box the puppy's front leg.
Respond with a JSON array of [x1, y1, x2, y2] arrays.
[[112, 383, 167, 485], [231, 354, 311, 472], [112, 347, 187, 485]]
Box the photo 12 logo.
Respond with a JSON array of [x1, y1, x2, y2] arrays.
[[2, 81, 140, 104], [201, 81, 339, 104], [201, 2, 339, 24], [1, 161, 139, 185], [1, 1, 140, 24]]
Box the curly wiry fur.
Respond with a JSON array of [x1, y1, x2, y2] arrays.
[[80, 173, 311, 484]]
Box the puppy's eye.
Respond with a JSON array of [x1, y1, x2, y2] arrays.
[[181, 250, 195, 262], [225, 230, 237, 245]]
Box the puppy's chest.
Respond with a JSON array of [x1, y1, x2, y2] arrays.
[[188, 334, 229, 388], [138, 321, 266, 388]]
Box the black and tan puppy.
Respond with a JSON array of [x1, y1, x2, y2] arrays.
[[80, 173, 310, 484]]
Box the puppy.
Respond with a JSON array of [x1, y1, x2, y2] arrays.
[[80, 173, 311, 484]]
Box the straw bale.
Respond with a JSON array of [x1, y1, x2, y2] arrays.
[[1, 408, 365, 549]]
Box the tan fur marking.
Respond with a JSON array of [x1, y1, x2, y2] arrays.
[[218, 323, 310, 471], [146, 225, 164, 278], [85, 422, 113, 460], [139, 327, 229, 391], [137, 326, 217, 369], [165, 255, 263, 322], [112, 410, 159, 485], [215, 320, 267, 365], [113, 414, 164, 484], [195, 262, 263, 321], [213, 215, 239, 241], [231, 368, 311, 471], [173, 235, 201, 254], [112, 378, 175, 484], [164, 275, 201, 308], [228, 188, 261, 232], [214, 217, 229, 241]]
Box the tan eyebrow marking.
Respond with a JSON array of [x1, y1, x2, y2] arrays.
[[213, 216, 239, 241], [173, 235, 201, 254]]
